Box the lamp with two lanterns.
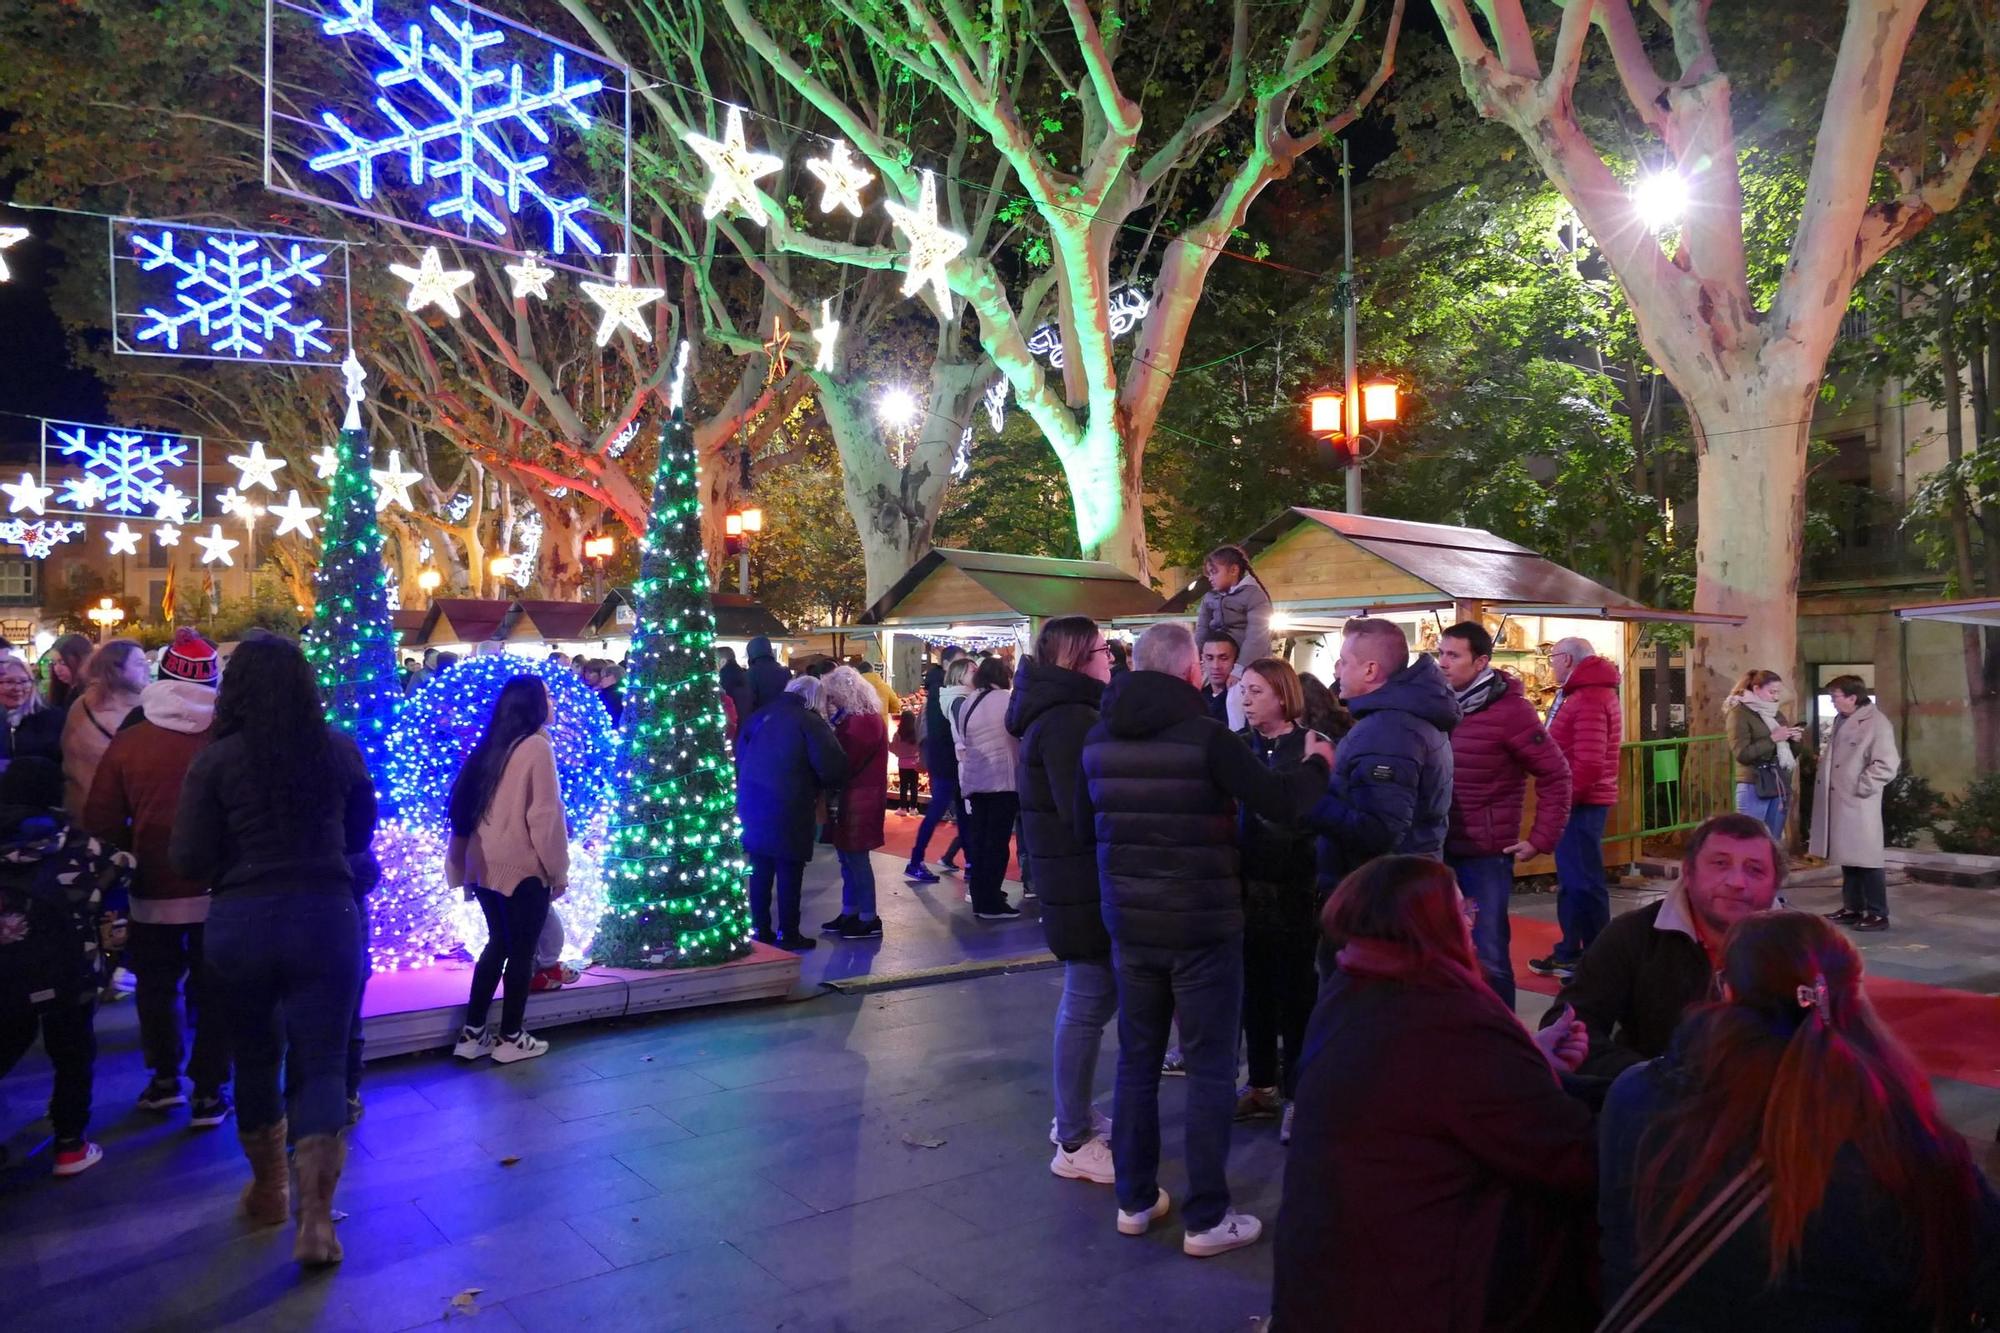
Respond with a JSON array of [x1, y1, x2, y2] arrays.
[[1306, 378, 1400, 508], [723, 506, 763, 595]]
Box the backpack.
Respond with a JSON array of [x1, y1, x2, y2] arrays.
[[0, 840, 94, 1008]]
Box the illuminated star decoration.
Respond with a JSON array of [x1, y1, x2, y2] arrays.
[[155, 524, 182, 547], [269, 489, 321, 540], [0, 225, 28, 281], [371, 449, 422, 512], [389, 246, 475, 318], [810, 299, 841, 373], [216, 487, 253, 519], [3, 473, 53, 515], [762, 314, 791, 386], [153, 485, 192, 524], [579, 254, 664, 346], [310, 445, 341, 481], [194, 523, 239, 566], [58, 476, 107, 511], [804, 140, 872, 218], [104, 522, 142, 556], [683, 106, 783, 227], [504, 252, 555, 300], [0, 520, 84, 558], [884, 170, 968, 317], [229, 439, 287, 493]]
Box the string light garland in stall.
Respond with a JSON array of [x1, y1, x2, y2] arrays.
[[594, 408, 752, 968]]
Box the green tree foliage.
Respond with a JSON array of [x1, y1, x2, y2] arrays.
[[747, 436, 870, 632]]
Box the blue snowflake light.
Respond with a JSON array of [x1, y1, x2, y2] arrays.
[[111, 220, 350, 364], [38, 419, 204, 520], [300, 0, 619, 255], [385, 653, 618, 830]]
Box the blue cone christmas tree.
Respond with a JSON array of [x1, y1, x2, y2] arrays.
[[594, 409, 751, 968], [301, 390, 402, 797]]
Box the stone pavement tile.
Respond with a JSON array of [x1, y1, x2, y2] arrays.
[[345, 1080, 440, 1125], [413, 1153, 660, 1243], [966, 1232, 1273, 1332], [564, 1178, 818, 1268], [402, 1048, 606, 1109], [901, 1200, 1179, 1318], [529, 1063, 727, 1121], [916, 1159, 1109, 1231], [501, 1240, 775, 1333], [573, 1014, 826, 1079], [675, 1040, 924, 1093], [649, 1070, 897, 1138], [468, 1103, 695, 1159], [751, 1110, 1032, 1213], [349, 1092, 564, 1161], [676, 1260, 987, 1333], [730, 1192, 987, 1290], [611, 1119, 812, 1193]]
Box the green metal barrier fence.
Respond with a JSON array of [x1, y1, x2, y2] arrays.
[[1608, 734, 1733, 849]]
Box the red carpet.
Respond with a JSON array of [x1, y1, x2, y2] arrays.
[[1508, 916, 2000, 1089]]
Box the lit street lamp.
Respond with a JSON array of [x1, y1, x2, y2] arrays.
[[1631, 169, 1689, 232], [417, 566, 442, 606], [1307, 377, 1401, 494], [86, 596, 125, 642], [488, 553, 517, 598], [583, 532, 616, 599], [724, 506, 765, 595]]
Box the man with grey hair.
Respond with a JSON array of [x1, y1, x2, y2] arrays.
[[1530, 636, 1624, 979], [1072, 620, 1331, 1259], [1306, 617, 1460, 893]]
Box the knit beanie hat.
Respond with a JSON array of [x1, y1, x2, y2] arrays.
[[159, 628, 220, 685]]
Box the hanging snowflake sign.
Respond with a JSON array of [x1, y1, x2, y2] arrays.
[[273, 0, 631, 257], [110, 219, 351, 365], [39, 419, 203, 521], [0, 520, 85, 559]]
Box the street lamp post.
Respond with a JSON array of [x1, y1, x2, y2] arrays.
[[417, 567, 442, 607], [724, 507, 763, 595], [488, 554, 516, 600], [86, 596, 125, 643], [583, 533, 615, 600], [1307, 377, 1401, 501]]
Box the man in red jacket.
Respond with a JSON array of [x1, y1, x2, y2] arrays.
[[1437, 622, 1573, 1008], [1531, 636, 1623, 980]]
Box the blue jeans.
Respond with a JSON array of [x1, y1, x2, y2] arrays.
[[1447, 853, 1516, 1009], [1734, 781, 1789, 843], [836, 849, 877, 918], [909, 762, 958, 864], [1111, 936, 1243, 1232], [1053, 957, 1118, 1149], [1552, 803, 1611, 962], [746, 855, 806, 938], [206, 891, 364, 1139]]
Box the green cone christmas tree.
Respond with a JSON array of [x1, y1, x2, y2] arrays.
[[594, 408, 751, 968], [301, 372, 402, 796]]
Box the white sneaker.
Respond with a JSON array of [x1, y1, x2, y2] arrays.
[[453, 1025, 495, 1061], [1050, 1136, 1116, 1184], [1117, 1187, 1171, 1236], [1280, 1101, 1295, 1146], [1183, 1211, 1262, 1258], [490, 1030, 549, 1064], [1047, 1106, 1114, 1146]]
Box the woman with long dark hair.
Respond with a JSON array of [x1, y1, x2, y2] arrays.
[[1271, 856, 1598, 1331], [446, 675, 568, 1064], [1599, 911, 1999, 1330], [171, 637, 377, 1266]]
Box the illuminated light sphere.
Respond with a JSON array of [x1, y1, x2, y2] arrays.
[[389, 245, 476, 318], [1631, 171, 1689, 231], [683, 105, 784, 227], [883, 169, 968, 316], [579, 254, 665, 346], [384, 652, 618, 833], [877, 387, 920, 430]]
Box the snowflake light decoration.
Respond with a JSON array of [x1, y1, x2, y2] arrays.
[[113, 221, 349, 364], [443, 492, 473, 522], [40, 420, 200, 519], [0, 519, 84, 558], [302, 0, 616, 255], [59, 477, 106, 511], [507, 511, 542, 587], [983, 377, 1008, 432], [1026, 285, 1151, 369]]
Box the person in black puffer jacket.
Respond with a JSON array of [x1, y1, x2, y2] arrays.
[[1073, 622, 1331, 1257], [1308, 618, 1460, 900], [744, 635, 792, 714], [1232, 658, 1323, 1140], [1007, 619, 1116, 1187]]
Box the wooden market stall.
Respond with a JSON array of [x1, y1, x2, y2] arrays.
[[408, 597, 517, 654], [847, 548, 1166, 694], [584, 588, 797, 665], [1158, 508, 1745, 869]]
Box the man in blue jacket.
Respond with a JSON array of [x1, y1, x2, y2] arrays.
[[1309, 618, 1460, 902]]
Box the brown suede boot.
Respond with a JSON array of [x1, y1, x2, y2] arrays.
[[237, 1120, 290, 1226], [291, 1133, 347, 1266]]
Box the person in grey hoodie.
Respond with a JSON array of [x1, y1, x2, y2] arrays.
[[1193, 545, 1273, 683]]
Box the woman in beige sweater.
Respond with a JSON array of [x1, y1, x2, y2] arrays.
[[61, 638, 149, 815], [445, 676, 570, 1063]]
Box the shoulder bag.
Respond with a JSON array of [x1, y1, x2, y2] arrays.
[[1595, 1159, 1771, 1333]]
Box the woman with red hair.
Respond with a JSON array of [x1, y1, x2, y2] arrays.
[[1598, 910, 1999, 1331], [1270, 856, 1599, 1331]]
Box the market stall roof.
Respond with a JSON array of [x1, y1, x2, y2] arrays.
[[1893, 596, 2000, 628], [587, 589, 794, 642], [849, 548, 1164, 632], [414, 597, 516, 646], [391, 609, 429, 648], [1154, 508, 1742, 629], [509, 599, 601, 643]]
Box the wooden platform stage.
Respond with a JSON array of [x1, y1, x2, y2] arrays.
[[358, 942, 801, 1061]]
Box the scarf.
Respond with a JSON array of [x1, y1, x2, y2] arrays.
[[1728, 693, 1794, 770], [1335, 936, 1493, 999], [1453, 668, 1498, 716]]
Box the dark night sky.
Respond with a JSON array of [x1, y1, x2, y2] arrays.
[[0, 184, 105, 462]]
